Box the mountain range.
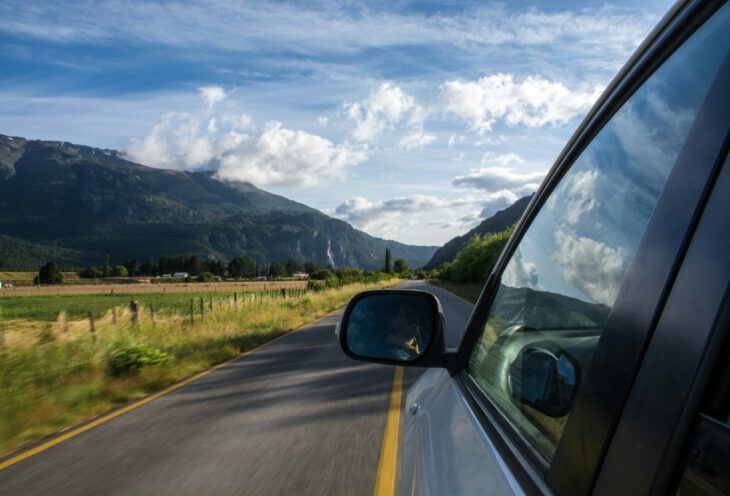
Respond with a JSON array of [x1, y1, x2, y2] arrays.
[[423, 194, 532, 270], [0, 134, 438, 271]]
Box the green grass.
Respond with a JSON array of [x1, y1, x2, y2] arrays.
[[0, 289, 306, 321], [0, 280, 399, 456]]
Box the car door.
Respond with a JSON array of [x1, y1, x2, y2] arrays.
[[402, 1, 730, 494]]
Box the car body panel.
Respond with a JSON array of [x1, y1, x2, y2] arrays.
[[401, 368, 526, 496]]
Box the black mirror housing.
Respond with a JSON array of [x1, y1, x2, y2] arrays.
[[338, 289, 450, 368]]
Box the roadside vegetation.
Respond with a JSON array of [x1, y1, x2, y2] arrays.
[[0, 278, 400, 456], [429, 224, 516, 303]]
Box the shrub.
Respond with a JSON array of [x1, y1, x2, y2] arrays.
[[439, 225, 515, 284], [107, 343, 173, 377], [112, 265, 128, 278], [196, 272, 214, 282], [307, 280, 326, 292]]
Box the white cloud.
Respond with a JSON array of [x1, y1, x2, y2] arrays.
[[126, 89, 367, 187], [335, 194, 483, 239], [198, 85, 226, 109], [441, 73, 603, 134], [503, 248, 539, 289], [344, 82, 433, 149], [553, 228, 627, 306], [452, 163, 545, 193], [215, 121, 368, 187], [552, 169, 599, 225], [398, 130, 436, 150]]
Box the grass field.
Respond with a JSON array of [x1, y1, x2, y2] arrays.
[[0, 279, 400, 456], [0, 287, 307, 322]]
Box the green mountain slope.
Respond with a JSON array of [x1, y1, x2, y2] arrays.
[[0, 134, 436, 270], [423, 195, 533, 270]]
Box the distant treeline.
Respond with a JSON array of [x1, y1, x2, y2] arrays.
[[73, 253, 416, 285], [77, 255, 332, 280]]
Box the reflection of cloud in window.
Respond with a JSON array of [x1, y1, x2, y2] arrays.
[[502, 248, 539, 289], [553, 228, 627, 306], [554, 169, 599, 225]]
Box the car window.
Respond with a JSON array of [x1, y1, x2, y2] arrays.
[[467, 3, 730, 462], [675, 329, 730, 495]]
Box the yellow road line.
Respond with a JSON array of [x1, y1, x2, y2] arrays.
[[373, 366, 404, 496], [0, 329, 298, 472]]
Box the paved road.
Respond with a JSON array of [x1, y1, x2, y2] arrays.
[[0, 281, 473, 496]]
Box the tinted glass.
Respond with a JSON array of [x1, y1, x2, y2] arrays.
[[468, 5, 730, 461]]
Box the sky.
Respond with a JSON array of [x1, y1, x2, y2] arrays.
[[0, 0, 675, 246]]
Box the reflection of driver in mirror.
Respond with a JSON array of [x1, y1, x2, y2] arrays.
[[386, 304, 423, 360]]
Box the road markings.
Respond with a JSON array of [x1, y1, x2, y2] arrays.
[[373, 366, 404, 496], [0, 329, 300, 472]]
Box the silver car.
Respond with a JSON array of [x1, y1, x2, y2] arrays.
[[339, 0, 730, 494]]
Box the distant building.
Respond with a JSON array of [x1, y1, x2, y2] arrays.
[[173, 272, 189, 278], [256, 275, 268, 281], [292, 272, 309, 279], [0, 281, 3, 288]]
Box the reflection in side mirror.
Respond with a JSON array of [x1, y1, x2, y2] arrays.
[[339, 290, 440, 364], [508, 346, 580, 418]]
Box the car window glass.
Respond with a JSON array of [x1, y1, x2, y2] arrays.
[[467, 4, 730, 461], [676, 328, 730, 495]]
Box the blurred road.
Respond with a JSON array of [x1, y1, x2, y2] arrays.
[[0, 281, 473, 496]]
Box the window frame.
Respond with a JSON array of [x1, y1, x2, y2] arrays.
[[446, 0, 730, 493]]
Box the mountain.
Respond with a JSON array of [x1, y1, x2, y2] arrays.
[[0, 134, 437, 270], [423, 194, 533, 270]]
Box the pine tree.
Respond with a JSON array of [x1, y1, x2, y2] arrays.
[[384, 248, 392, 273]]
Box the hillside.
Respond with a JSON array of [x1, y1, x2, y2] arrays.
[[0, 134, 436, 270], [423, 195, 533, 270]]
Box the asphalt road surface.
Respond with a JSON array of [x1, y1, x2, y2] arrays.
[[0, 281, 473, 496]]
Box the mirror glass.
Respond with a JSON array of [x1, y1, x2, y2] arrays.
[[345, 293, 435, 362], [508, 346, 579, 418]]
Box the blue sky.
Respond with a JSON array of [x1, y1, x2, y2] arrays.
[[0, 0, 674, 245]]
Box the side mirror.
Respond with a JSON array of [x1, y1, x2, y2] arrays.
[[508, 345, 580, 418], [338, 290, 446, 366]]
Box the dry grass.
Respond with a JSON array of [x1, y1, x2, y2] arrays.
[[0, 280, 400, 456]]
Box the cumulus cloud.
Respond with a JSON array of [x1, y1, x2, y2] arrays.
[[215, 122, 368, 187], [502, 248, 539, 290], [126, 88, 367, 187], [441, 73, 603, 134], [452, 161, 545, 194], [553, 228, 627, 306], [198, 85, 226, 109], [344, 82, 433, 149], [335, 194, 483, 239]]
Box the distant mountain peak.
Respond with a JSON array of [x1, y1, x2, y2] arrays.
[[0, 133, 437, 270]]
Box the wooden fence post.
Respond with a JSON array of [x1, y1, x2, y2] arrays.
[[88, 312, 96, 342], [112, 307, 117, 324], [0, 321, 5, 348], [130, 300, 139, 326], [151, 304, 156, 327], [200, 297, 205, 321], [190, 299, 195, 325]]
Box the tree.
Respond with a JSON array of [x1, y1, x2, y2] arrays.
[[103, 255, 111, 278], [112, 265, 128, 277], [37, 261, 63, 285], [384, 248, 392, 273], [228, 256, 256, 279], [393, 259, 409, 275]]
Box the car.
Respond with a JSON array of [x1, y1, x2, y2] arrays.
[[338, 0, 730, 494]]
